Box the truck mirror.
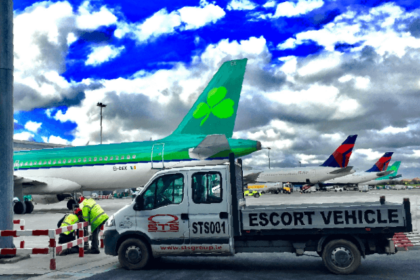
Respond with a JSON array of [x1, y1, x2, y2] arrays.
[[134, 195, 143, 211]]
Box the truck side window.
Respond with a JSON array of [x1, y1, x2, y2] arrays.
[[192, 172, 222, 204], [143, 174, 184, 210]]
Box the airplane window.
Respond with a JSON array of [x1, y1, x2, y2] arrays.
[[30, 162, 32, 166], [133, 155, 136, 159], [58, 160, 61, 164], [53, 160, 56, 164], [24, 162, 27, 166], [110, 156, 113, 160], [127, 155, 131, 159], [105, 156, 108, 161], [20, 163, 23, 167], [73, 159, 76, 163], [43, 161, 46, 164], [99, 157, 102, 161], [89, 157, 91, 161], [78, 158, 81, 162], [94, 157, 97, 161], [83, 158, 86, 162], [48, 160, 51, 164], [121, 156, 124, 160], [116, 156, 119, 160], [63, 159, 66, 163]]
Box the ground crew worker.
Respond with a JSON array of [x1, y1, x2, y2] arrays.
[[57, 208, 84, 256], [79, 197, 109, 254]]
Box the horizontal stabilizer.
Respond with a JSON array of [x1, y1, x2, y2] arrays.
[[376, 170, 393, 177], [390, 174, 402, 179], [243, 172, 263, 185], [329, 166, 353, 174], [189, 134, 231, 160]]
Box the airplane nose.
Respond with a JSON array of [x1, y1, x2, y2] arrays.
[[256, 141, 262, 150]]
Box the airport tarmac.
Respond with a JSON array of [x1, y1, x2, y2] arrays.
[[1, 190, 419, 279]]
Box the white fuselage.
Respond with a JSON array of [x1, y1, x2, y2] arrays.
[[16, 161, 193, 195], [254, 166, 354, 184], [324, 172, 381, 185]]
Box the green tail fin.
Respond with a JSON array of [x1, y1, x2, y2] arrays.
[[378, 161, 401, 180], [171, 58, 247, 138]]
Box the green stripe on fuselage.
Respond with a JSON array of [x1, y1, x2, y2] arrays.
[[13, 136, 259, 169]]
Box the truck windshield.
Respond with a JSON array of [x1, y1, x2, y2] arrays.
[[192, 172, 222, 204], [142, 173, 184, 210]]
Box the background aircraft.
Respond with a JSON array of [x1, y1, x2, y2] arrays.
[[323, 152, 394, 187], [13, 58, 262, 214], [364, 161, 402, 186], [243, 135, 358, 186]]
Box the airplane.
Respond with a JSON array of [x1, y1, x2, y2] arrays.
[[364, 161, 402, 186], [243, 135, 358, 187], [322, 152, 394, 187], [12, 58, 262, 214]]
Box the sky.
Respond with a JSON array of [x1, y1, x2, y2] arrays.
[[12, 0, 420, 179]]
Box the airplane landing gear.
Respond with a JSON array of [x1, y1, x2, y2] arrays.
[[14, 201, 26, 215], [67, 199, 77, 210], [25, 201, 34, 214]]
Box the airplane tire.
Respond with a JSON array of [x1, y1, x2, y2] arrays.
[[14, 201, 25, 215], [25, 201, 34, 214], [67, 199, 76, 210]]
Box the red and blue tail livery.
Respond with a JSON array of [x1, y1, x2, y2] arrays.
[[321, 135, 358, 168], [366, 152, 393, 172]]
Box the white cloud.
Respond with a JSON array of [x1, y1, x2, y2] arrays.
[[14, 132, 35, 141], [378, 126, 410, 134], [76, 1, 117, 30], [114, 2, 225, 43], [227, 0, 257, 11], [338, 74, 353, 83], [43, 135, 70, 145], [296, 154, 317, 164], [411, 150, 420, 158], [14, 119, 18, 123], [24, 121, 42, 132], [263, 1, 276, 8], [298, 52, 341, 76], [85, 45, 125, 66], [178, 3, 226, 30], [278, 3, 420, 57], [67, 32, 77, 45], [277, 38, 297, 50], [355, 149, 384, 161], [273, 0, 324, 18]]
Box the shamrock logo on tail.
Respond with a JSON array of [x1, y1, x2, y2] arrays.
[[193, 87, 234, 126]]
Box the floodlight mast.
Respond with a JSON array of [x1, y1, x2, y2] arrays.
[[97, 102, 107, 144]]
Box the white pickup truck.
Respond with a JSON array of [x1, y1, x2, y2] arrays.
[[104, 154, 413, 275]]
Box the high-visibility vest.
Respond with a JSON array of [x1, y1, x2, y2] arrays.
[[81, 198, 109, 232], [60, 214, 79, 235]]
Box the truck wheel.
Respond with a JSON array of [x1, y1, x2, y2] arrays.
[[254, 193, 260, 198], [322, 239, 361, 275], [118, 238, 151, 270]]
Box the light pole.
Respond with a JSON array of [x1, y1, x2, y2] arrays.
[[97, 102, 107, 144], [262, 147, 271, 169]]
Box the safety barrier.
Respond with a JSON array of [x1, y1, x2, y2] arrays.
[[96, 195, 113, 199], [0, 222, 89, 270], [393, 231, 420, 251], [13, 220, 25, 248]]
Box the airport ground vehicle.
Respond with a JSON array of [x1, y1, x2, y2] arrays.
[[104, 154, 413, 275], [359, 185, 369, 192], [244, 190, 262, 198], [334, 187, 344, 192], [282, 183, 292, 194]]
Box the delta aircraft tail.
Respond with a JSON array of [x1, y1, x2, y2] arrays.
[[321, 135, 358, 168], [366, 152, 393, 172], [171, 59, 247, 138]]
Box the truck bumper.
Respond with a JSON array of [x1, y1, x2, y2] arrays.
[[104, 229, 119, 256]]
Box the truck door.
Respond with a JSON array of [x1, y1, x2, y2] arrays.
[[187, 170, 231, 254], [135, 172, 189, 246]]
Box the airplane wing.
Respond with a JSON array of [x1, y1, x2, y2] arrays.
[[376, 170, 393, 177], [243, 172, 263, 185], [329, 166, 353, 174], [188, 134, 230, 160], [14, 175, 82, 194]]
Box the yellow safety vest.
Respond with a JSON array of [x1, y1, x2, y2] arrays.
[[81, 198, 109, 232], [60, 214, 79, 235]]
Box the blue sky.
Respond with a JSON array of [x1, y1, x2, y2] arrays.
[[12, 0, 420, 178]]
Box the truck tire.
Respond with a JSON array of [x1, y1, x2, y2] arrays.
[[322, 239, 361, 275], [254, 193, 260, 198], [118, 238, 151, 270]]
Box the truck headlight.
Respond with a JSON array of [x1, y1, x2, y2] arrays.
[[106, 215, 115, 227]]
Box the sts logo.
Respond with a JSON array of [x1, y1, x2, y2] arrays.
[[148, 214, 179, 233]]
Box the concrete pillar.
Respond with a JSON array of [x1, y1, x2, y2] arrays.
[[0, 0, 14, 249]]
